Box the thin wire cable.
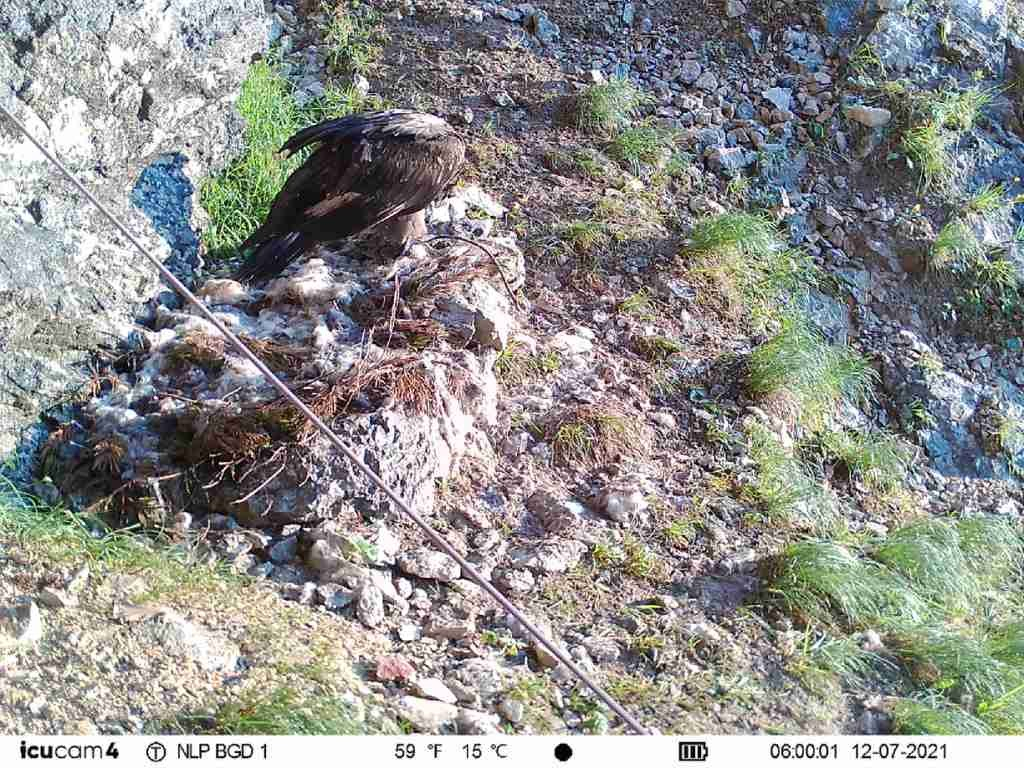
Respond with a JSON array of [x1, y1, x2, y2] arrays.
[[0, 102, 649, 734]]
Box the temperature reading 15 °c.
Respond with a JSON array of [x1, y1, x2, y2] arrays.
[[462, 743, 509, 759]]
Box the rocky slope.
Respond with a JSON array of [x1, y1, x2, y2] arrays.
[[3, 0, 1024, 737]]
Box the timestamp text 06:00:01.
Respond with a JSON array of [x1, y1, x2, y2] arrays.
[[769, 743, 948, 760]]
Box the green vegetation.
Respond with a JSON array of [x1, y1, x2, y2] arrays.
[[930, 213, 1022, 330], [617, 290, 656, 320], [687, 213, 819, 328], [322, 0, 387, 77], [494, 341, 561, 386], [819, 428, 911, 492], [607, 121, 673, 175], [561, 219, 610, 253], [200, 59, 369, 259], [891, 696, 991, 735], [747, 316, 876, 428], [0, 479, 235, 602], [772, 517, 1024, 734], [901, 122, 952, 193], [547, 405, 642, 466], [202, 682, 366, 735], [744, 422, 836, 530], [931, 219, 983, 269], [891, 86, 993, 192], [965, 182, 1007, 216], [633, 334, 683, 362], [568, 78, 651, 135]]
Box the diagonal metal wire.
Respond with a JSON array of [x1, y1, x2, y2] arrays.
[[0, 102, 649, 734]]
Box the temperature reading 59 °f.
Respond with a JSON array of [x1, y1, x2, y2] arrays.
[[462, 743, 509, 759]]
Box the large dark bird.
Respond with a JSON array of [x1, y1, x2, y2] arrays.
[[234, 110, 466, 283]]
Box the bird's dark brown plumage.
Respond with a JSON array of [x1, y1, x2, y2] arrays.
[[234, 109, 466, 283]]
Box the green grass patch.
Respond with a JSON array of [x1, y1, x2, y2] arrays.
[[633, 334, 683, 362], [547, 405, 642, 466], [768, 540, 933, 628], [202, 683, 366, 735], [561, 220, 610, 253], [494, 341, 561, 386], [322, 0, 387, 77], [688, 213, 818, 328], [617, 290, 655, 319], [747, 315, 877, 428], [891, 695, 990, 735], [965, 182, 1007, 216], [0, 479, 237, 602], [745, 423, 836, 530], [872, 520, 979, 614], [567, 78, 651, 135], [819, 428, 911, 492], [607, 121, 672, 175]]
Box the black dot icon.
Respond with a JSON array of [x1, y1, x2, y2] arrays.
[[554, 743, 573, 762]]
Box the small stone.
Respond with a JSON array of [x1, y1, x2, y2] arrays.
[[594, 485, 648, 524], [357, 583, 386, 628], [268, 535, 298, 564], [424, 618, 475, 640], [66, 566, 90, 595], [498, 698, 525, 723], [508, 540, 587, 574], [683, 621, 723, 646], [352, 74, 370, 97], [317, 583, 356, 610], [491, 91, 515, 108], [456, 708, 502, 734], [550, 328, 594, 355], [412, 677, 458, 704], [677, 60, 702, 85], [136, 610, 239, 672], [762, 87, 792, 112], [494, 568, 536, 596], [397, 548, 461, 582], [862, 630, 885, 653], [694, 70, 718, 92], [582, 636, 621, 663], [845, 104, 892, 128], [650, 411, 676, 429], [376, 655, 416, 682], [398, 696, 459, 731], [398, 623, 421, 642]]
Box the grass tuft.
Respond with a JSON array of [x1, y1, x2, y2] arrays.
[[745, 422, 835, 529], [891, 696, 990, 735], [204, 684, 364, 735], [747, 315, 877, 428], [820, 429, 911, 492], [0, 479, 237, 602], [607, 121, 672, 175], [567, 78, 651, 135], [322, 0, 386, 78], [871, 520, 977, 613], [547, 405, 643, 466], [768, 540, 932, 628]]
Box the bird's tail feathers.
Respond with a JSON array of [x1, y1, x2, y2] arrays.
[[234, 231, 310, 283]]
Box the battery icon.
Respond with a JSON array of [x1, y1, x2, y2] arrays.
[[678, 742, 708, 762]]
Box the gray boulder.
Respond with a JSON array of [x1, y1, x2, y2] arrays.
[[0, 0, 270, 475]]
